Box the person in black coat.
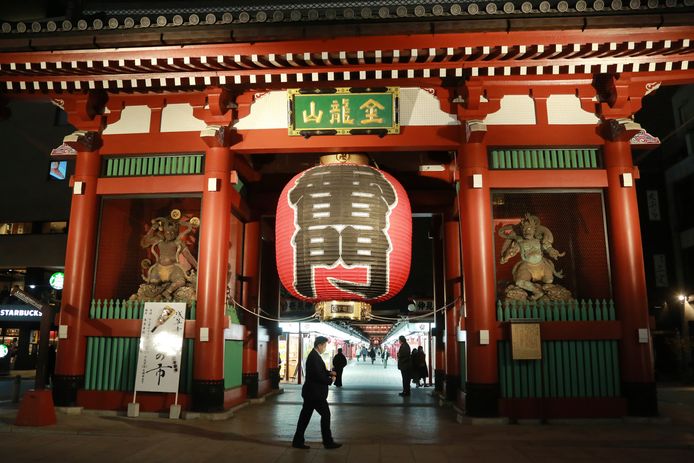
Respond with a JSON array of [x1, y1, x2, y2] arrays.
[[292, 336, 342, 450], [397, 335, 412, 397], [332, 348, 347, 387]]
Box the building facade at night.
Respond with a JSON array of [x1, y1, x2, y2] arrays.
[[1, 1, 693, 418]]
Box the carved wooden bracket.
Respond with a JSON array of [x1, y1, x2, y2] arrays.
[[593, 74, 647, 121], [465, 120, 487, 144], [192, 88, 235, 126], [452, 80, 500, 144], [600, 118, 644, 142], [200, 124, 232, 148], [63, 130, 103, 152], [62, 91, 108, 132]]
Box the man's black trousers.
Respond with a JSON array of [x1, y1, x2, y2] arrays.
[[293, 399, 333, 445]]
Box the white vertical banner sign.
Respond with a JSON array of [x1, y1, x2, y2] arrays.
[[134, 302, 187, 393]]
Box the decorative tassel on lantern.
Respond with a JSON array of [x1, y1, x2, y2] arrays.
[[276, 153, 412, 320]]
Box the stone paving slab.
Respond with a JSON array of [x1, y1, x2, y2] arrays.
[[1, 361, 693, 462]]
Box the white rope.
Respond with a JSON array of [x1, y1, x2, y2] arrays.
[[366, 297, 461, 322], [228, 296, 461, 324], [228, 298, 319, 323]]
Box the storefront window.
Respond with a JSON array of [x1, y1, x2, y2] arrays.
[[0, 223, 32, 235]]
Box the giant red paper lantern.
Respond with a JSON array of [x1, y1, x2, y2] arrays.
[[276, 156, 411, 306]]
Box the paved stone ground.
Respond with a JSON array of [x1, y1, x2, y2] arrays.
[[1, 360, 693, 462]]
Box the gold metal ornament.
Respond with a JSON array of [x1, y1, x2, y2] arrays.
[[314, 300, 372, 321], [320, 153, 369, 165], [170, 209, 182, 220]]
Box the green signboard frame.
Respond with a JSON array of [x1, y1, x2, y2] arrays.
[[288, 87, 399, 136]]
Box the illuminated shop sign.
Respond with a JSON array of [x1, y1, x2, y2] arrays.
[[0, 308, 42, 321], [50, 271, 65, 290]]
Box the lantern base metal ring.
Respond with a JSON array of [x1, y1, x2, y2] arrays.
[[315, 300, 371, 321]]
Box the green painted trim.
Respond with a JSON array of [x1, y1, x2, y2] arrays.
[[489, 148, 602, 170], [102, 154, 204, 178], [497, 300, 616, 322], [90, 299, 196, 320], [498, 339, 621, 398], [85, 336, 193, 393], [224, 340, 243, 389]]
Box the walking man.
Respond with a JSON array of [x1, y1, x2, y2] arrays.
[[397, 335, 412, 397], [292, 336, 342, 450]]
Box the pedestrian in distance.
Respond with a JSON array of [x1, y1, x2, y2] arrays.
[[397, 335, 412, 396], [332, 347, 347, 387], [417, 346, 428, 387], [411, 346, 421, 387], [292, 336, 342, 450], [382, 348, 390, 368]]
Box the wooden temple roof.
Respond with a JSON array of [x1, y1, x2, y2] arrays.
[[0, 1, 692, 94]]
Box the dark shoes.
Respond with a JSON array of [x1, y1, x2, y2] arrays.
[[292, 443, 310, 450], [398, 392, 410, 397], [324, 442, 343, 449]]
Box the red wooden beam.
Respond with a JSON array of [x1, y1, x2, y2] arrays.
[[96, 175, 204, 195], [485, 125, 603, 146], [488, 170, 608, 189], [233, 126, 460, 154], [100, 132, 207, 155]]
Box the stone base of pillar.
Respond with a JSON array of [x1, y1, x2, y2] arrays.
[[444, 374, 460, 401], [434, 369, 445, 393], [242, 372, 259, 398], [191, 379, 224, 412], [623, 381, 658, 416], [465, 382, 500, 417], [269, 367, 281, 389], [52, 375, 83, 407]]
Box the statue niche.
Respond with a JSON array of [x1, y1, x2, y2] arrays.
[[130, 209, 200, 304], [498, 213, 573, 303]]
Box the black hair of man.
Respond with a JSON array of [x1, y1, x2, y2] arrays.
[[399, 335, 406, 343], [314, 336, 329, 348], [337, 348, 342, 353]]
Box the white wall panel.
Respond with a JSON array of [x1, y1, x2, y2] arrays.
[[484, 95, 536, 125], [103, 105, 151, 134], [547, 94, 599, 125], [161, 103, 206, 132]]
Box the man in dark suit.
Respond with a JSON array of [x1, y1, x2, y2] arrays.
[[292, 336, 342, 450], [397, 335, 412, 396]]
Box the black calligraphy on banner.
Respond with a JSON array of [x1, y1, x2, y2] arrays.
[[145, 353, 179, 386], [288, 165, 398, 299]]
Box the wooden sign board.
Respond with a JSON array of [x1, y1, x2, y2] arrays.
[[510, 322, 542, 360], [288, 87, 399, 135]]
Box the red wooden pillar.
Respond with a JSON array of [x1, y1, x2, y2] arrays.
[[457, 137, 500, 417], [443, 220, 461, 402], [603, 122, 657, 416], [242, 221, 261, 398], [192, 128, 232, 412], [53, 131, 102, 406], [432, 214, 446, 394]]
